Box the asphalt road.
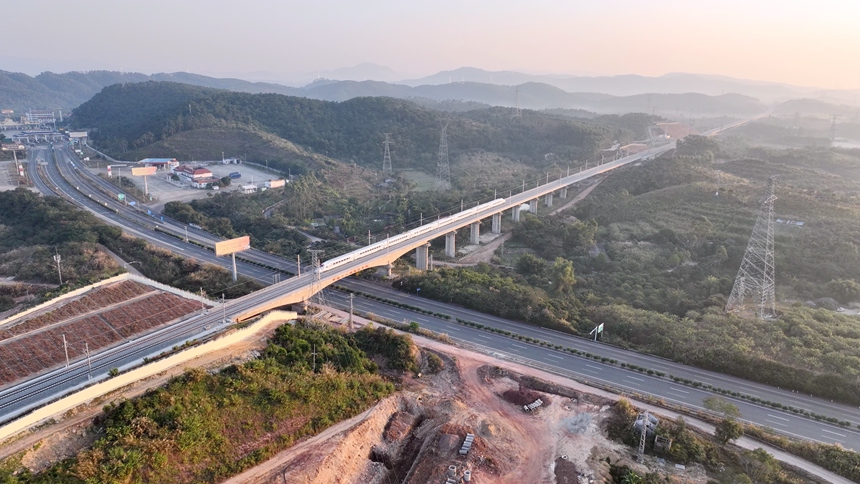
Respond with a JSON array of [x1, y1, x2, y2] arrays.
[[9, 144, 860, 451]]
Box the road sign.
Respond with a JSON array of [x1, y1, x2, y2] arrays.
[[131, 166, 157, 176], [118, 193, 125, 201], [215, 236, 251, 256]]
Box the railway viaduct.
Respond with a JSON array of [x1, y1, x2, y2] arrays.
[[234, 142, 676, 321]]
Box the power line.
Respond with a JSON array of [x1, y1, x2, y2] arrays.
[[725, 176, 777, 319]]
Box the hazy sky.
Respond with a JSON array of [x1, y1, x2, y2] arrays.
[[5, 0, 860, 89]]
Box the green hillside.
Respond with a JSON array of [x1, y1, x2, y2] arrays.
[[72, 81, 614, 170], [0, 70, 302, 112]]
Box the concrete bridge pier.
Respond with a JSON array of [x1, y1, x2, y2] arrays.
[[560, 186, 568, 199], [415, 243, 431, 270], [545, 192, 553, 207], [512, 206, 521, 222], [491, 213, 502, 234], [445, 232, 456, 258], [470, 222, 480, 245], [385, 263, 394, 278], [529, 199, 538, 214]]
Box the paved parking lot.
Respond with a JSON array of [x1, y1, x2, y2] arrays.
[[84, 162, 285, 213]]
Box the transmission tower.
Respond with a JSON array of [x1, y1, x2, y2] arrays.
[[514, 86, 522, 118], [725, 176, 777, 319], [435, 121, 451, 190], [308, 249, 328, 315], [637, 411, 649, 460], [382, 133, 393, 173], [829, 114, 838, 141]]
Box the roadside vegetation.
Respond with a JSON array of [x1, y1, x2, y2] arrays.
[[0, 189, 260, 311], [397, 140, 860, 404], [605, 399, 831, 484], [0, 322, 408, 483]]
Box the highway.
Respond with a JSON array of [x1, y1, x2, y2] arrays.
[[6, 141, 860, 451]]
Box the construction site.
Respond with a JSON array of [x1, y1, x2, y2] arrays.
[[220, 321, 711, 484]]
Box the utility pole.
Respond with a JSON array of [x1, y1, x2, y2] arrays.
[[85, 342, 92, 379], [200, 288, 206, 313], [348, 293, 354, 331], [297, 255, 301, 276], [53, 249, 63, 285], [222, 293, 227, 324], [62, 334, 69, 367], [185, 225, 189, 242], [311, 344, 318, 372]]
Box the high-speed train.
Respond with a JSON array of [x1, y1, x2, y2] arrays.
[[319, 198, 506, 273]]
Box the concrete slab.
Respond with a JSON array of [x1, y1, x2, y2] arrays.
[[81, 161, 286, 214]]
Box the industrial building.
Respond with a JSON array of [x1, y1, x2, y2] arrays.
[[173, 164, 213, 181]]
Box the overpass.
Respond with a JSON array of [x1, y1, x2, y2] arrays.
[[234, 141, 677, 320]]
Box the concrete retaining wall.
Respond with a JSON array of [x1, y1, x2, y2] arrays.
[[0, 310, 297, 444]]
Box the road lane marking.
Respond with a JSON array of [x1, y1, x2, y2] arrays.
[[821, 429, 846, 437], [474, 334, 493, 341], [766, 414, 789, 422], [415, 317, 430, 323], [765, 420, 787, 427], [511, 343, 527, 349], [546, 354, 564, 360], [625, 376, 644, 382], [445, 326, 461, 332], [585, 364, 602, 370], [668, 386, 689, 394]]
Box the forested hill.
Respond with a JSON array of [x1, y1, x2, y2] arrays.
[[0, 70, 302, 112], [72, 81, 614, 167], [3, 68, 766, 117]]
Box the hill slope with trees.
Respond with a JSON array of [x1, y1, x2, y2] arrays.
[[72, 81, 615, 169]]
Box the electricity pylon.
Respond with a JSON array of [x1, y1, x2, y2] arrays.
[[308, 250, 328, 315], [514, 85, 522, 118], [382, 133, 393, 173], [435, 121, 451, 190], [725, 176, 777, 319]]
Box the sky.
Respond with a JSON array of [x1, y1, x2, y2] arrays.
[[4, 0, 860, 89]]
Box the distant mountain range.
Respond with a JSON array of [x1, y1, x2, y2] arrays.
[[398, 67, 841, 102], [1, 67, 856, 119]]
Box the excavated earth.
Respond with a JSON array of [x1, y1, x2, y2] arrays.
[[223, 348, 676, 484]]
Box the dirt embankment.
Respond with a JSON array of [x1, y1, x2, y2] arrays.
[[225, 348, 643, 484]]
